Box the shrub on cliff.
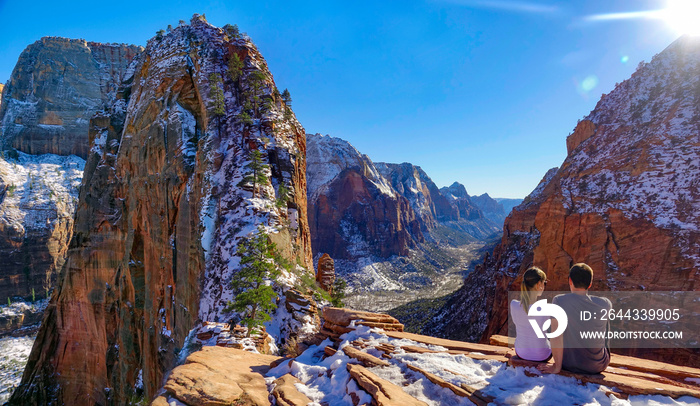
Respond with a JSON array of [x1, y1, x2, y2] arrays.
[[226, 226, 281, 337]]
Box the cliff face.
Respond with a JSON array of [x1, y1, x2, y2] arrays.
[[0, 38, 140, 304], [470, 192, 507, 225], [0, 153, 84, 303], [0, 37, 141, 159], [11, 16, 313, 405], [425, 37, 700, 352], [0, 83, 4, 108], [306, 134, 500, 297], [306, 133, 419, 261]]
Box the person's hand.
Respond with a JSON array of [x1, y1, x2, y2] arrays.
[[537, 363, 561, 374]]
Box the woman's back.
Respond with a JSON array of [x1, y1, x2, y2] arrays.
[[510, 299, 551, 361]]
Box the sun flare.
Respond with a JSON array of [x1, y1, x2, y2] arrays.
[[663, 0, 700, 36]]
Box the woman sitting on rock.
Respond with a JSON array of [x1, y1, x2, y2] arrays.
[[510, 267, 552, 361]]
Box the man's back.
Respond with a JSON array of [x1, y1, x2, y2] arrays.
[[553, 293, 612, 374]]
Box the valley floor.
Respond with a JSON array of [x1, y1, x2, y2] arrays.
[[343, 243, 485, 313]]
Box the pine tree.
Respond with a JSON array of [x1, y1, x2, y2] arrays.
[[276, 183, 289, 208], [228, 53, 244, 82], [281, 89, 292, 106], [331, 277, 347, 307], [226, 227, 281, 336], [224, 24, 241, 39], [237, 150, 269, 198], [248, 71, 267, 117], [282, 88, 293, 120], [209, 73, 225, 117]]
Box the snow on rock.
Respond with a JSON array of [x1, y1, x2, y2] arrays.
[[0, 152, 84, 236], [0, 151, 85, 303], [265, 326, 700, 406], [0, 335, 36, 403], [306, 133, 396, 201]]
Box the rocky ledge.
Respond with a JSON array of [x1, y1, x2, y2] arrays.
[[150, 307, 700, 406]]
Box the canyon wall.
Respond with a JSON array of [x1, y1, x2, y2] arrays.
[[424, 37, 700, 361], [0, 37, 142, 159], [11, 16, 313, 405], [306, 133, 500, 295], [0, 38, 140, 304]]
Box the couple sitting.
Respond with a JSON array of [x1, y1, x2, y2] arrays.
[[510, 263, 612, 374]]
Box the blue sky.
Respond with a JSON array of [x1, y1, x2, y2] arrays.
[[0, 0, 682, 197]]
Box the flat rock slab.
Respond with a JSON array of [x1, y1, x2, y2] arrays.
[[508, 357, 700, 399], [323, 307, 401, 327], [151, 346, 283, 406], [347, 363, 428, 406], [385, 331, 513, 357], [343, 345, 390, 367], [271, 374, 313, 406]]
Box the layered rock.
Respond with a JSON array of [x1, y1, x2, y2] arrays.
[[470, 192, 507, 226], [0, 153, 85, 303], [0, 37, 140, 305], [424, 37, 700, 362], [376, 163, 457, 230], [306, 133, 500, 296], [316, 253, 335, 292], [434, 182, 500, 240], [494, 197, 523, 215], [152, 346, 282, 406], [0, 37, 142, 158], [11, 16, 314, 405], [306, 133, 419, 261]]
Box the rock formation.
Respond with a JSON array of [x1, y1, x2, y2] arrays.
[[495, 197, 523, 215], [470, 192, 507, 226], [152, 346, 283, 406], [0, 153, 85, 303], [316, 253, 335, 292], [148, 308, 700, 405], [10, 16, 314, 405], [306, 133, 419, 261], [424, 37, 700, 364], [0, 37, 142, 158], [306, 133, 500, 295], [0, 38, 140, 304], [0, 83, 4, 108]]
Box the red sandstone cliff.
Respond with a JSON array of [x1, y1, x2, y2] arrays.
[[306, 133, 499, 295], [0, 38, 140, 305], [0, 37, 142, 159], [424, 37, 700, 360], [10, 16, 314, 405]]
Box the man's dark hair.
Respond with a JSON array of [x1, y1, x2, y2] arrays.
[[569, 263, 593, 288]]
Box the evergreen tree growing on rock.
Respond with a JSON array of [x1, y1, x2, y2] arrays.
[[227, 53, 244, 82], [282, 88, 293, 120], [209, 73, 226, 117], [226, 227, 281, 336], [331, 277, 347, 307], [237, 149, 268, 198]]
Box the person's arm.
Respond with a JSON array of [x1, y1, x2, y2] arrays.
[[538, 317, 562, 374]]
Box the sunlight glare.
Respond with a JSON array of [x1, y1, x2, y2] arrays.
[[663, 0, 700, 36]]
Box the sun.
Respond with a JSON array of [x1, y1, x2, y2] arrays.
[[662, 0, 700, 36]]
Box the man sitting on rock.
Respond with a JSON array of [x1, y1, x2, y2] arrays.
[[539, 263, 612, 375]]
